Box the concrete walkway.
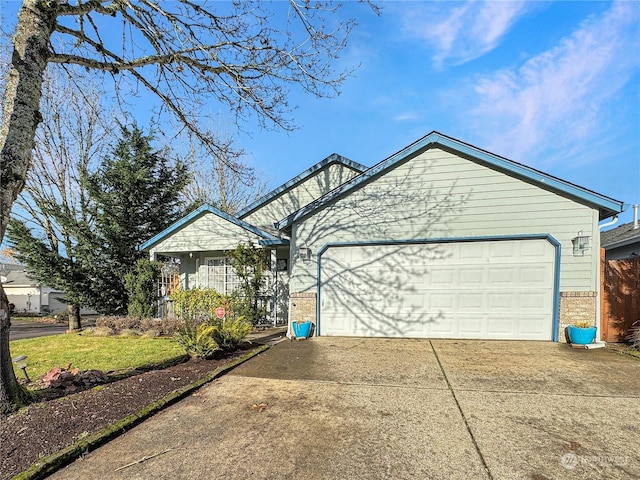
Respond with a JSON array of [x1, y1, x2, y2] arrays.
[[50, 338, 640, 479]]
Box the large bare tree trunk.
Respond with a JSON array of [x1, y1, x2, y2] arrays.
[[0, 1, 55, 414], [0, 286, 29, 414]]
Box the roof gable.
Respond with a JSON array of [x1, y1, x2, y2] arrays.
[[139, 204, 279, 252], [236, 154, 367, 221], [276, 131, 626, 229]]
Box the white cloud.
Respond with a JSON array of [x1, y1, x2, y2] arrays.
[[399, 1, 530, 67], [468, 1, 640, 166], [393, 111, 421, 122]]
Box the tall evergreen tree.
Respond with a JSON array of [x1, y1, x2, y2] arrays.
[[9, 124, 189, 317], [86, 124, 189, 314]]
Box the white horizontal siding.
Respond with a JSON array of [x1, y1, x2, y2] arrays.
[[149, 212, 261, 257], [243, 163, 361, 227], [291, 148, 599, 293]]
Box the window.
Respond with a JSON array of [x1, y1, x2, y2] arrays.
[[204, 257, 241, 294]]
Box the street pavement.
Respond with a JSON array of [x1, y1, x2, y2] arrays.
[[9, 319, 69, 341]]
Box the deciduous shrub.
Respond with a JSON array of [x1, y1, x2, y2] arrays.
[[92, 315, 184, 337], [140, 317, 184, 336], [228, 243, 270, 325], [95, 315, 141, 332], [170, 288, 237, 321]]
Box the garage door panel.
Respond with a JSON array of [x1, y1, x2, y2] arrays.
[[488, 317, 514, 335], [320, 239, 555, 340], [429, 268, 456, 287], [460, 243, 485, 260], [488, 271, 512, 284], [519, 265, 552, 284], [459, 268, 485, 285], [458, 293, 484, 310], [518, 315, 550, 336], [458, 316, 484, 335]]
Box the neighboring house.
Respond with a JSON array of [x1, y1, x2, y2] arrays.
[[0, 264, 83, 315], [600, 205, 640, 260], [142, 131, 627, 342]]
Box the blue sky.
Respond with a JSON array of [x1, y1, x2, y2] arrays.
[[235, 1, 639, 225], [2, 1, 639, 226]]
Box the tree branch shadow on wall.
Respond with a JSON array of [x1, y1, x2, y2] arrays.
[[292, 158, 472, 337]]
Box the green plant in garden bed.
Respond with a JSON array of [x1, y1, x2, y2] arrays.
[[9, 334, 185, 381], [174, 322, 221, 359], [174, 316, 252, 358], [210, 317, 252, 352]]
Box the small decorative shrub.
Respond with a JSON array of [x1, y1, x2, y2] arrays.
[[174, 322, 221, 359], [90, 316, 184, 337], [83, 326, 114, 337], [125, 259, 162, 319], [53, 310, 70, 324], [572, 321, 593, 329], [627, 322, 640, 350], [118, 328, 142, 337], [140, 329, 160, 338], [95, 315, 142, 332], [140, 317, 184, 336], [209, 316, 252, 351]]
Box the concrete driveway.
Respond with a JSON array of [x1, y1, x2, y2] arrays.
[[51, 338, 640, 479]]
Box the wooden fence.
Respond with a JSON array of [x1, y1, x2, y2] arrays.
[[601, 249, 640, 343]]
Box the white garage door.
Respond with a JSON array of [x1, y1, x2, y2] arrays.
[[319, 239, 556, 340]]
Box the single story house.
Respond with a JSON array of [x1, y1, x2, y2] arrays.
[[0, 263, 94, 315], [141, 131, 626, 341], [600, 205, 640, 260]]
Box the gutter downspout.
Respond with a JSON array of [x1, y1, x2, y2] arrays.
[[598, 215, 619, 231]]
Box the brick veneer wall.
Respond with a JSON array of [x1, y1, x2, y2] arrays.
[[289, 292, 316, 325], [559, 291, 597, 342]]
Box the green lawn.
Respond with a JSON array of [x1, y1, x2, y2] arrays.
[[9, 334, 185, 381]]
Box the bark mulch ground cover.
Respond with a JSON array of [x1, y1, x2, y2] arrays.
[[0, 344, 259, 479]]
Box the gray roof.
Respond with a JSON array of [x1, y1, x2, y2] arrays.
[[601, 222, 640, 249], [0, 264, 38, 287]]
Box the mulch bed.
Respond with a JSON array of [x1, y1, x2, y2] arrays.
[[0, 345, 255, 479]]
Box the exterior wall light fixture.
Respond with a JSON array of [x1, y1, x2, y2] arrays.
[[572, 230, 592, 256]]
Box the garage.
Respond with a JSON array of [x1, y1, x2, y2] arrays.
[[319, 238, 557, 340]]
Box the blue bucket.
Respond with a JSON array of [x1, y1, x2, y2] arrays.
[[292, 321, 312, 339], [567, 325, 597, 345]]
